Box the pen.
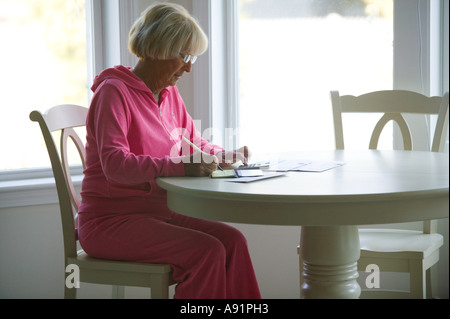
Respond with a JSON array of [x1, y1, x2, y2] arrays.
[[182, 136, 223, 171]]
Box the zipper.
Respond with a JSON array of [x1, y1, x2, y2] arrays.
[[156, 97, 180, 152], [158, 105, 178, 150]]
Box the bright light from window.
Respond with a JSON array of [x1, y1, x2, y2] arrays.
[[238, 0, 393, 159], [0, 0, 87, 171]]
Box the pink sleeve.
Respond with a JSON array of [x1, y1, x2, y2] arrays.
[[88, 83, 185, 185]]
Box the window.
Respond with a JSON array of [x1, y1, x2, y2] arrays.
[[0, 0, 87, 171], [0, 0, 140, 209], [197, 0, 448, 158], [237, 0, 394, 158]]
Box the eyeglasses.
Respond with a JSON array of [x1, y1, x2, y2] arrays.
[[181, 54, 197, 64]]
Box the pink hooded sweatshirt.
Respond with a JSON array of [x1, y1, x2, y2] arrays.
[[79, 65, 223, 217]]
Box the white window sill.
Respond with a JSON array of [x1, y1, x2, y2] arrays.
[[0, 168, 82, 209]]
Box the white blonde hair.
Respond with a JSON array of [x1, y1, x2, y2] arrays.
[[128, 2, 208, 61]]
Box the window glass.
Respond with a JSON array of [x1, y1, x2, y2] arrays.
[[238, 0, 393, 158], [0, 0, 87, 171]]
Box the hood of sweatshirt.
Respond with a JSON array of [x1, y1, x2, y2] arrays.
[[91, 65, 150, 93]]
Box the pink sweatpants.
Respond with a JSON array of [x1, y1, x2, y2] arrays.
[[78, 211, 261, 299]]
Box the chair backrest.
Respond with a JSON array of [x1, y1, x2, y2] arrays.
[[330, 90, 449, 234], [330, 90, 449, 152], [30, 105, 89, 259]]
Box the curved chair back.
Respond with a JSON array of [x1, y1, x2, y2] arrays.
[[330, 90, 449, 234], [330, 90, 449, 152], [30, 105, 89, 259]]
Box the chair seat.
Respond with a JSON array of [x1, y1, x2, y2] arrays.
[[69, 251, 174, 274], [67, 251, 176, 290], [359, 229, 443, 259]]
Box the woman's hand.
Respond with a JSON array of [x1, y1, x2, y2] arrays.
[[184, 153, 219, 177], [218, 146, 251, 168]]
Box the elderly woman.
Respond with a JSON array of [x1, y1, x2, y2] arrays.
[[78, 3, 261, 299]]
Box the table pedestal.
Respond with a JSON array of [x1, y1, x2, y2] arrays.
[[300, 226, 361, 299]]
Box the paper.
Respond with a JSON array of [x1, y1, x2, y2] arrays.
[[211, 169, 264, 178], [211, 170, 237, 178], [292, 161, 345, 172], [268, 159, 310, 172], [225, 172, 286, 183], [268, 160, 345, 172], [235, 169, 264, 177]]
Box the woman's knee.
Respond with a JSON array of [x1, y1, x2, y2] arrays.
[[218, 225, 248, 250], [191, 233, 227, 261]]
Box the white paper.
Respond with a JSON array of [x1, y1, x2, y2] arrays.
[[268, 159, 345, 172], [225, 172, 286, 183], [268, 159, 311, 172], [292, 161, 345, 172]]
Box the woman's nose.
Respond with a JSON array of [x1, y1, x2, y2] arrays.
[[184, 62, 192, 73]]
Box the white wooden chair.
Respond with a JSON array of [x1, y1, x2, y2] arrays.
[[30, 105, 176, 299], [329, 90, 449, 298]]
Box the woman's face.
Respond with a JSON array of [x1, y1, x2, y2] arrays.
[[154, 54, 193, 88]]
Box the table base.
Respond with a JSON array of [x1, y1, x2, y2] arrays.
[[300, 226, 361, 299]]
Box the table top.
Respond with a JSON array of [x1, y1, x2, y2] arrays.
[[157, 150, 449, 226]]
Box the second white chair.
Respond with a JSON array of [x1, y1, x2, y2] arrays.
[[329, 90, 448, 298]]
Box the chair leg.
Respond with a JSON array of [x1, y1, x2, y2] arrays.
[[150, 274, 170, 299], [112, 285, 125, 299], [426, 265, 439, 299], [64, 285, 77, 299], [409, 260, 426, 299], [297, 245, 304, 292]]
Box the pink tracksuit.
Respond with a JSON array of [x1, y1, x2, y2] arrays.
[[78, 65, 261, 299]]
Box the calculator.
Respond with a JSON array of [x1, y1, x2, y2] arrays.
[[237, 162, 270, 170]]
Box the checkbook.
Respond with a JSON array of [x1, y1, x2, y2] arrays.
[[210, 169, 285, 183], [210, 169, 264, 178]]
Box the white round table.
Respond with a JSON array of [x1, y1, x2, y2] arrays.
[[157, 150, 449, 298]]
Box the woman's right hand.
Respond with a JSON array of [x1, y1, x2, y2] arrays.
[[184, 153, 219, 177]]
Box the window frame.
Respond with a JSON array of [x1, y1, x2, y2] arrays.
[[0, 0, 138, 209], [193, 0, 240, 148], [393, 0, 449, 151]]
